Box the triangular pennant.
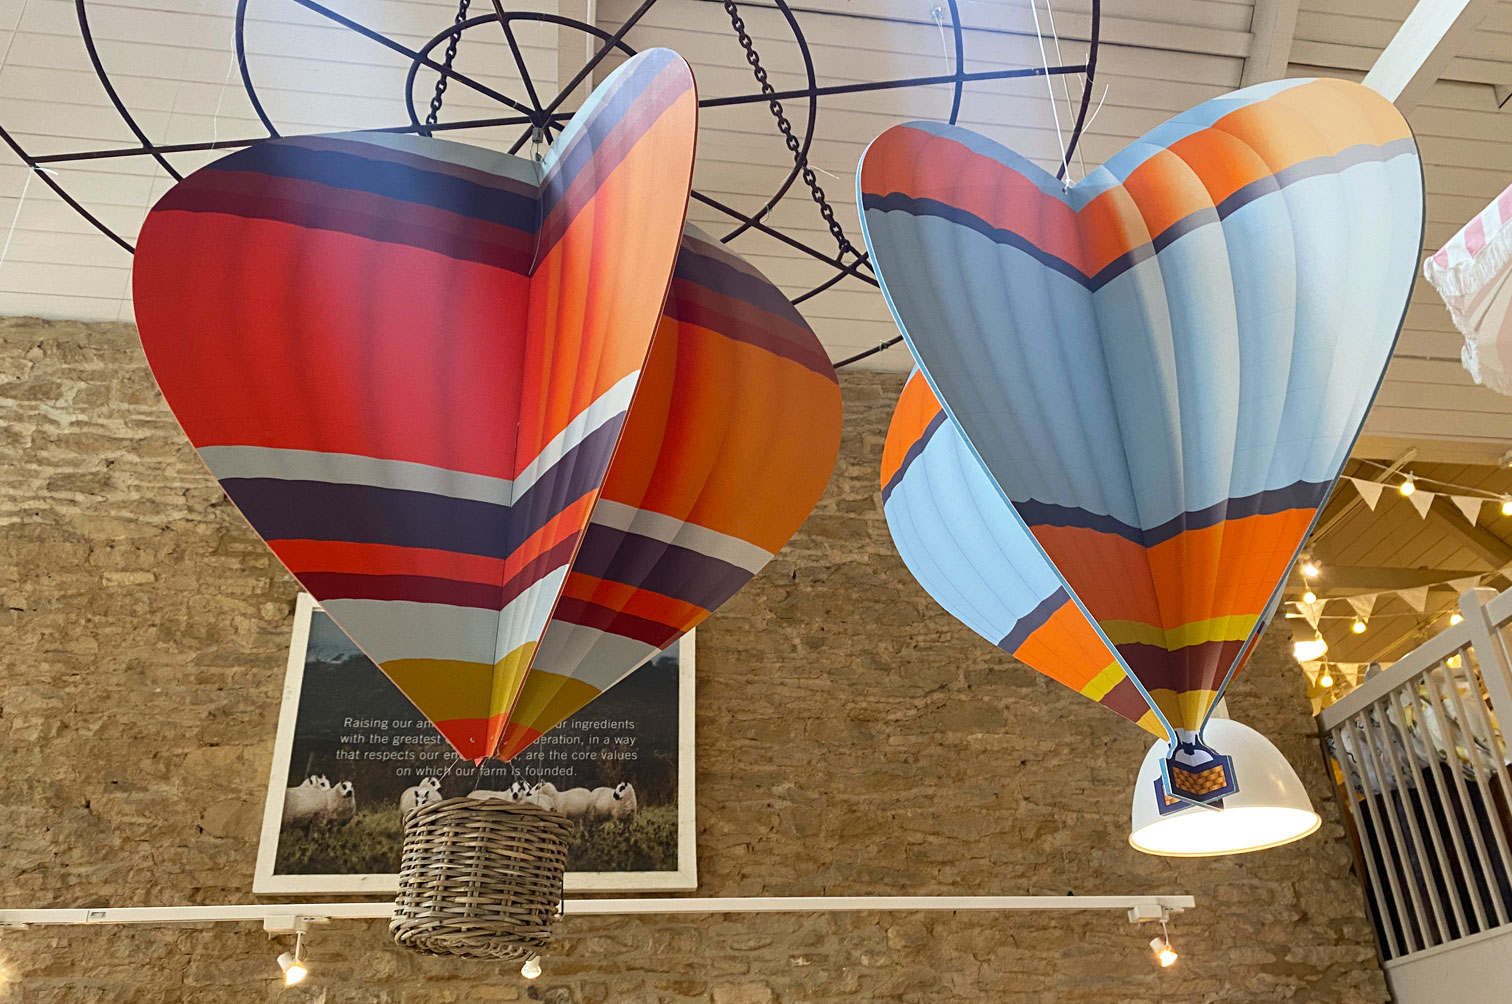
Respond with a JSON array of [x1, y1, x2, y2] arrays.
[[1297, 598, 1327, 629], [1408, 490, 1435, 518], [1452, 495, 1484, 524], [1351, 477, 1384, 510], [1448, 575, 1481, 596], [1398, 585, 1430, 613], [1300, 661, 1323, 684], [1347, 593, 1377, 618]]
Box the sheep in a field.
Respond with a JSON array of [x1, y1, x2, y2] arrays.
[[467, 788, 513, 801], [528, 782, 559, 810], [399, 776, 442, 814], [299, 775, 330, 789], [282, 780, 355, 827], [605, 781, 637, 820], [549, 786, 597, 820], [324, 780, 356, 825]]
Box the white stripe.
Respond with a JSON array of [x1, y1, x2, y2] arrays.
[[532, 621, 660, 693], [589, 499, 774, 574], [322, 567, 567, 666], [514, 370, 641, 496], [198, 446, 514, 505]]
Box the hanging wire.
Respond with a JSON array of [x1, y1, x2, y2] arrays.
[[1040, 0, 1087, 181], [1028, 0, 1071, 187], [424, 0, 473, 134]]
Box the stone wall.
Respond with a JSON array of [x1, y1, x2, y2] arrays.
[[0, 316, 1386, 1002]]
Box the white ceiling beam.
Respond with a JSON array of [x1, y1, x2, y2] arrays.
[[556, 0, 601, 110], [1241, 0, 1302, 88], [1363, 0, 1498, 114]]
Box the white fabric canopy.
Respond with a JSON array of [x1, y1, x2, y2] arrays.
[[1425, 183, 1512, 394]]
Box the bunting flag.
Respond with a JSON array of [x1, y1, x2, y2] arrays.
[[1346, 594, 1377, 619], [1408, 490, 1435, 519], [1349, 477, 1384, 510], [1399, 585, 1430, 613], [1424, 182, 1512, 395], [1448, 575, 1482, 596], [1452, 495, 1485, 524]]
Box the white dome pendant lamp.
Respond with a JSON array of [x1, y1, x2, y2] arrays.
[[1129, 719, 1321, 857]]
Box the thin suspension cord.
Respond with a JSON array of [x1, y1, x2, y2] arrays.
[[1028, 0, 1070, 187]]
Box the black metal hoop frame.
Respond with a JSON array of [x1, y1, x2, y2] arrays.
[[2, 0, 1100, 368]]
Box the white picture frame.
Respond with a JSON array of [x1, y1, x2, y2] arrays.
[[253, 593, 696, 894]]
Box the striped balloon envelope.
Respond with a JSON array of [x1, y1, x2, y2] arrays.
[[133, 48, 842, 761], [860, 78, 1424, 804]]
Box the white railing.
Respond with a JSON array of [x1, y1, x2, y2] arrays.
[[1317, 586, 1512, 970]]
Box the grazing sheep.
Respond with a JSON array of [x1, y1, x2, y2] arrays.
[[324, 780, 356, 825], [607, 781, 637, 820], [282, 780, 354, 827], [528, 782, 559, 811], [298, 775, 330, 789], [550, 786, 597, 820], [399, 777, 442, 814], [467, 788, 514, 801]]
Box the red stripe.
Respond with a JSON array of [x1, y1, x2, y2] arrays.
[[297, 571, 505, 609], [133, 212, 529, 478], [550, 595, 682, 649]]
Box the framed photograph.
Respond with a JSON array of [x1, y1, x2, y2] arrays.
[[254, 593, 696, 894]]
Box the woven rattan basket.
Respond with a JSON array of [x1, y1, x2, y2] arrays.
[[390, 797, 575, 960]]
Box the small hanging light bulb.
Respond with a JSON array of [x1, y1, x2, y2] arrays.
[[521, 956, 542, 980], [1319, 671, 1335, 688], [1300, 559, 1321, 579], [1449, 612, 1464, 626], [1501, 497, 1512, 517], [1447, 653, 1463, 669], [1352, 617, 1367, 634], [1399, 476, 1417, 497], [1302, 589, 1317, 604]]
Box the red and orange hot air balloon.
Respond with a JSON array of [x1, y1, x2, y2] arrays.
[[133, 49, 841, 762]]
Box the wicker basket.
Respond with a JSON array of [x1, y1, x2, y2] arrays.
[[390, 797, 574, 960]]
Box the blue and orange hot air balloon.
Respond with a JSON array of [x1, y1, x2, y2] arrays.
[[132, 49, 841, 762], [861, 78, 1424, 853]]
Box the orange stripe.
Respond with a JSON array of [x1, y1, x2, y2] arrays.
[[1010, 599, 1121, 691], [602, 312, 842, 554], [882, 369, 943, 488], [271, 539, 509, 585], [513, 88, 697, 476], [1032, 507, 1317, 630], [560, 570, 708, 631], [502, 490, 599, 582]]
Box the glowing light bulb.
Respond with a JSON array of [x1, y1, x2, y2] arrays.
[[1399, 477, 1416, 497], [1302, 590, 1317, 604], [1150, 936, 1178, 967], [1301, 560, 1320, 579], [1447, 654, 1462, 669], [1293, 635, 1328, 661], [277, 953, 308, 986], [1450, 612, 1464, 626], [1352, 618, 1367, 634], [1501, 497, 1512, 517], [1319, 672, 1334, 688], [521, 956, 542, 980]]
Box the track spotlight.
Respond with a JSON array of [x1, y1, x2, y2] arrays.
[[1300, 559, 1320, 579], [277, 932, 308, 986], [521, 956, 542, 980], [1149, 933, 1178, 967]]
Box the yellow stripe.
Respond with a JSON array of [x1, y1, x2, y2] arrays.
[[1098, 613, 1257, 651], [1080, 660, 1126, 702], [1145, 688, 1220, 731], [1135, 709, 1166, 739], [506, 670, 604, 736], [489, 640, 539, 718]]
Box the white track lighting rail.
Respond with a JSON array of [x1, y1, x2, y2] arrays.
[[0, 894, 1194, 929]]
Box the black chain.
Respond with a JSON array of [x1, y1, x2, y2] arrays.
[[425, 0, 472, 132], [722, 0, 859, 261]]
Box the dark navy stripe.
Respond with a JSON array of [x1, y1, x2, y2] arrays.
[[572, 523, 750, 611], [881, 410, 947, 504], [866, 138, 1419, 293], [205, 142, 539, 233], [862, 191, 1092, 289], [1016, 480, 1333, 547], [221, 416, 625, 560], [674, 241, 810, 329], [997, 587, 1071, 653]]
